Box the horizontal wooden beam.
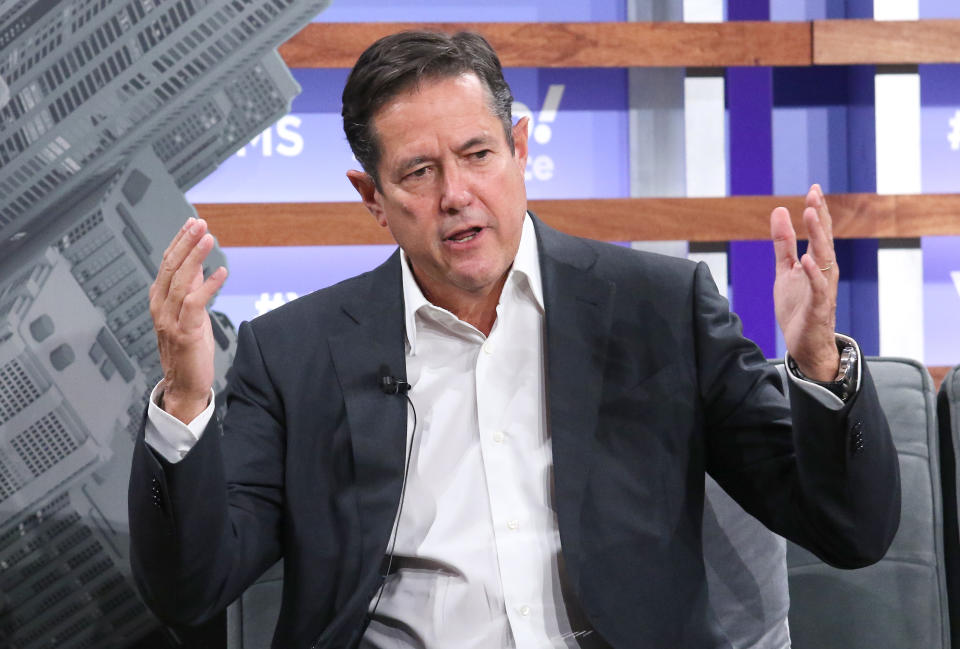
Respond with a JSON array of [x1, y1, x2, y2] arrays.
[[279, 19, 960, 69], [813, 18, 960, 65], [279, 20, 811, 68], [196, 193, 960, 247]]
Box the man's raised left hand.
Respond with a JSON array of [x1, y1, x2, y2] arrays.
[[771, 183, 841, 382]]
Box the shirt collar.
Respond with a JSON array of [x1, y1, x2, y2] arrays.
[[400, 212, 543, 354]]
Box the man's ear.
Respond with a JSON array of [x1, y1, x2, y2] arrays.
[[346, 170, 387, 227], [512, 116, 530, 171]]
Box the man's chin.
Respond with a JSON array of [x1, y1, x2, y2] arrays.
[[451, 268, 510, 295]]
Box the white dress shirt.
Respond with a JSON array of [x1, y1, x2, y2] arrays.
[[359, 214, 589, 648], [144, 214, 853, 648]]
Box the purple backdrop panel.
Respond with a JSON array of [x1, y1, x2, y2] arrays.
[[509, 68, 630, 200], [729, 241, 778, 356], [728, 69, 773, 196], [770, 65, 879, 354], [920, 65, 960, 193], [772, 66, 853, 195], [212, 245, 396, 326], [834, 239, 879, 355], [922, 236, 960, 366], [845, 0, 874, 18], [187, 112, 360, 202], [920, 0, 960, 18], [188, 67, 630, 203], [728, 0, 779, 360], [315, 0, 625, 22], [770, 0, 854, 20], [728, 63, 778, 358], [728, 0, 769, 21]]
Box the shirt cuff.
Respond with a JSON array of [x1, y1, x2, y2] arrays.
[[144, 381, 215, 464], [784, 333, 862, 411]]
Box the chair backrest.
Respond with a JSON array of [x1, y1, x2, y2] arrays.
[[225, 498, 794, 649], [937, 364, 960, 649], [226, 560, 283, 649], [783, 358, 951, 649], [703, 475, 791, 649], [224, 495, 793, 648]]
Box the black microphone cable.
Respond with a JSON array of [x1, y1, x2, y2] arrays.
[[368, 372, 418, 623]]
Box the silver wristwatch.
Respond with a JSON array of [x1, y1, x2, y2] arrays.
[[788, 341, 858, 402]]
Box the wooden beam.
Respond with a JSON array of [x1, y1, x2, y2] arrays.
[[279, 21, 812, 68], [200, 202, 393, 246], [814, 18, 960, 65], [280, 19, 960, 69], [196, 193, 960, 247]]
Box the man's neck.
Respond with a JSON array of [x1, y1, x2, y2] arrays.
[[417, 273, 508, 336]]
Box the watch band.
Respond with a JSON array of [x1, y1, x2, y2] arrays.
[[787, 340, 858, 402]]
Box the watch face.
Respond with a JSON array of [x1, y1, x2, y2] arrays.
[[838, 347, 857, 381], [787, 342, 856, 401]]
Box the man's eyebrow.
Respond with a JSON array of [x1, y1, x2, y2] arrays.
[[395, 136, 494, 173], [396, 155, 430, 174], [456, 136, 494, 153]]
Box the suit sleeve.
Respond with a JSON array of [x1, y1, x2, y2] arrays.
[[693, 261, 901, 568], [128, 320, 285, 625]]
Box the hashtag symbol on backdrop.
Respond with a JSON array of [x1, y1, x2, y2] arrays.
[[949, 110, 960, 151]]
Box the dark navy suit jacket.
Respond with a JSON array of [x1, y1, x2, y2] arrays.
[[129, 216, 900, 648]]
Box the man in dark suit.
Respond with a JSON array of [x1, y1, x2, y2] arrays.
[[129, 31, 900, 648]]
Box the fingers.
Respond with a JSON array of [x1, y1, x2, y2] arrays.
[[161, 217, 194, 263], [799, 203, 837, 316], [166, 232, 215, 316], [150, 219, 226, 338], [153, 218, 210, 303], [806, 183, 834, 244], [180, 267, 228, 330], [803, 205, 838, 276], [799, 251, 830, 293], [770, 206, 798, 273]]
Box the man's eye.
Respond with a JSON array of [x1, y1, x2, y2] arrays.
[[406, 167, 430, 180], [472, 150, 490, 160]]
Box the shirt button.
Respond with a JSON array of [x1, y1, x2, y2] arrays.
[[492, 430, 505, 444], [483, 342, 494, 355], [507, 519, 519, 530], [520, 605, 531, 616]]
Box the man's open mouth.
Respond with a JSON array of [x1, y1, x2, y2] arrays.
[[446, 226, 483, 243]]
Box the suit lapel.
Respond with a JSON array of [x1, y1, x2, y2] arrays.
[[329, 251, 409, 564], [328, 221, 616, 593], [534, 217, 616, 590]]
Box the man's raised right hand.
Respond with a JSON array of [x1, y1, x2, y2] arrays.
[[149, 217, 228, 424]]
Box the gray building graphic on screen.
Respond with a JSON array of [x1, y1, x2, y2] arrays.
[[0, 1, 330, 647]]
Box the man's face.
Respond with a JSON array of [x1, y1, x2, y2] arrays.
[[348, 73, 529, 307]]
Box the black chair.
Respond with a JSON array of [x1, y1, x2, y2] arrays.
[[225, 560, 283, 649], [783, 358, 951, 649], [938, 364, 960, 649], [225, 498, 793, 649], [703, 475, 790, 648]]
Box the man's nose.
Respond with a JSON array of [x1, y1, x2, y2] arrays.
[[439, 166, 473, 214]]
